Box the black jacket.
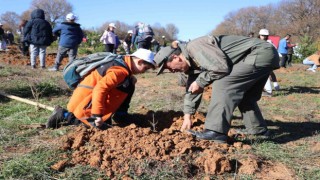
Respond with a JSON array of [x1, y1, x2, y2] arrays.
[[24, 9, 53, 46]]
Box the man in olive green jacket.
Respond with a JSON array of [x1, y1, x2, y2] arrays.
[[154, 35, 280, 143]]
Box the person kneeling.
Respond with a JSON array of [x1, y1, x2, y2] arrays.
[[46, 49, 155, 129]]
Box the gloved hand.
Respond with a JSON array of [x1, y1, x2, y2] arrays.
[[94, 117, 104, 127]]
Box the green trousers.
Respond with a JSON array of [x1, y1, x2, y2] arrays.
[[205, 60, 273, 135]]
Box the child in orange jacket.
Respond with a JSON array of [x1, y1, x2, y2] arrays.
[[46, 49, 155, 129]]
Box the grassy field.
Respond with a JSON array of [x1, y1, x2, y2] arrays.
[[0, 60, 319, 179]]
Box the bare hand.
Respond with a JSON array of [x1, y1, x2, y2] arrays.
[[188, 81, 203, 94], [94, 117, 103, 127], [180, 114, 192, 132]]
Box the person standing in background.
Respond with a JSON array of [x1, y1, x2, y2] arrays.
[[278, 34, 296, 68], [286, 40, 294, 67], [49, 13, 83, 72], [0, 23, 7, 50], [18, 20, 29, 56], [131, 22, 154, 49], [24, 9, 54, 69], [258, 29, 280, 97], [123, 30, 133, 54], [100, 23, 116, 53]]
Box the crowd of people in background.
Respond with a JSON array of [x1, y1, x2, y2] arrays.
[[0, 8, 318, 74]]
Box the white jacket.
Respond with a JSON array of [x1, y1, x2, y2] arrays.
[[100, 30, 116, 45]]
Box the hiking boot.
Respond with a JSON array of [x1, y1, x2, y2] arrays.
[[46, 106, 66, 129], [48, 66, 58, 71], [234, 128, 271, 139], [31, 65, 36, 69], [41, 66, 46, 69], [187, 129, 228, 143]]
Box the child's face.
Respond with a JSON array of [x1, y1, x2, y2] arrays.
[[132, 60, 154, 74]]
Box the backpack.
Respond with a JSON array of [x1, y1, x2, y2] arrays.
[[138, 24, 154, 40], [63, 52, 128, 90]]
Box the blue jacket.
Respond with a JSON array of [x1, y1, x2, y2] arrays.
[[53, 22, 83, 48], [278, 38, 288, 54], [24, 9, 53, 46]]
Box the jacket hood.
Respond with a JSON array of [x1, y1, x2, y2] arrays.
[[31, 9, 45, 19]]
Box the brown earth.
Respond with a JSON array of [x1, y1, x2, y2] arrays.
[[0, 45, 305, 179]]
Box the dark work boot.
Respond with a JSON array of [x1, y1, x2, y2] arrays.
[[187, 129, 228, 143], [46, 106, 66, 129]]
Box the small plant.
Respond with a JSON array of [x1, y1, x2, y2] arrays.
[[148, 113, 158, 132]]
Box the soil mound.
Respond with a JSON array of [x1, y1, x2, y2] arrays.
[[53, 112, 293, 178]]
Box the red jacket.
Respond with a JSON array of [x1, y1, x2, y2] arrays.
[[67, 56, 133, 126]]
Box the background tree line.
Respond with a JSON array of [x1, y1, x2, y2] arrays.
[[211, 0, 320, 58]]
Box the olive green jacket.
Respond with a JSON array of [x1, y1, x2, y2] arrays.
[[181, 35, 280, 114]]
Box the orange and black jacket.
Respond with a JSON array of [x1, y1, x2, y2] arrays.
[[67, 56, 133, 126]]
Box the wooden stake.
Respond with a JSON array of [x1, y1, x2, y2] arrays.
[[0, 91, 54, 111]]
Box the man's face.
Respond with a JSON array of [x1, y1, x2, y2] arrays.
[[164, 55, 189, 73]]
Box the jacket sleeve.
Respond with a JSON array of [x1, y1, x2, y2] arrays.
[[183, 74, 203, 114], [52, 24, 61, 36], [100, 31, 107, 42], [91, 66, 129, 117], [187, 36, 231, 88], [23, 21, 32, 42]]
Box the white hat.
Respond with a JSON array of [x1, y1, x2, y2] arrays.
[[259, 29, 269, 36], [128, 30, 133, 34], [0, 22, 3, 26], [109, 23, 116, 28], [66, 13, 76, 21], [162, 36, 165, 38], [131, 48, 156, 66]]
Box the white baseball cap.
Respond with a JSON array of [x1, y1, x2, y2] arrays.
[[66, 13, 76, 21], [131, 48, 156, 66], [128, 30, 133, 34], [109, 23, 116, 28], [259, 29, 269, 36]]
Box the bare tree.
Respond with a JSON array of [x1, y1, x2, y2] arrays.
[[0, 11, 20, 33], [165, 23, 179, 40], [31, 0, 73, 26], [211, 0, 320, 42], [20, 10, 32, 21]]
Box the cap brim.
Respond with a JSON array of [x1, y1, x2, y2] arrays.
[[156, 63, 165, 75]]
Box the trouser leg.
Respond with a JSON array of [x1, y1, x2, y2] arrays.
[[30, 44, 38, 66], [68, 46, 78, 62], [39, 46, 47, 67], [55, 46, 68, 68], [280, 54, 288, 67], [105, 44, 114, 53], [239, 74, 269, 134], [204, 60, 272, 134]]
